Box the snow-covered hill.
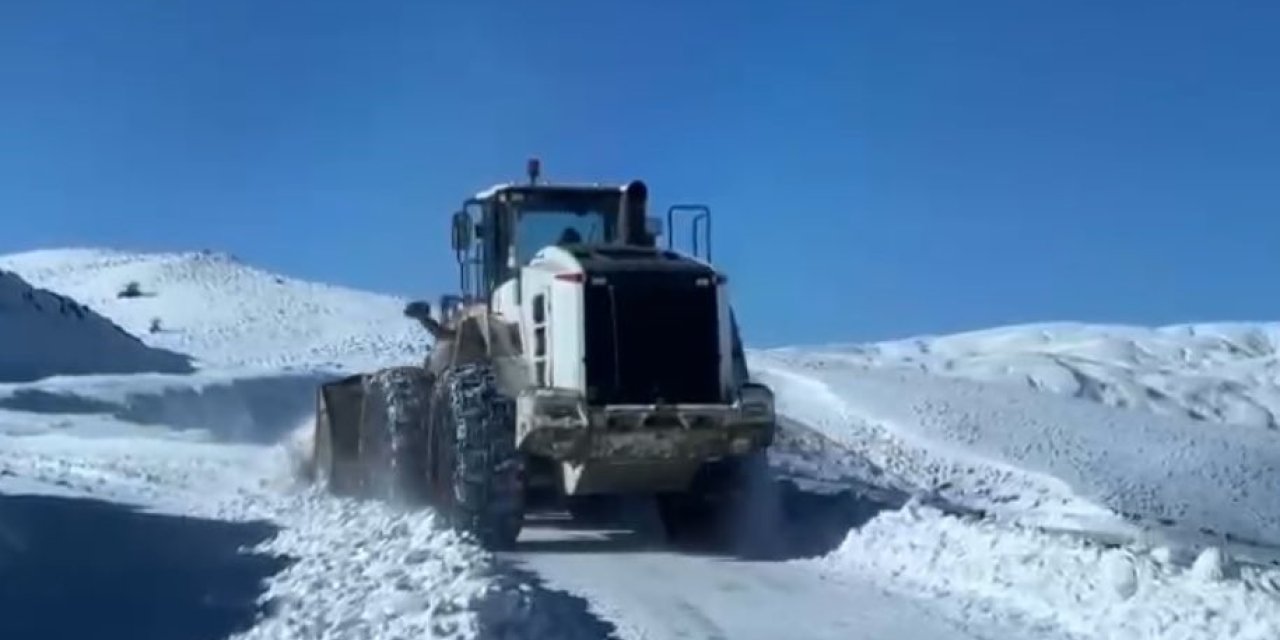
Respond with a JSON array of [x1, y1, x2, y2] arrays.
[[0, 267, 192, 382], [752, 328, 1280, 640], [0, 248, 428, 372], [3, 246, 1280, 640], [803, 322, 1280, 429], [756, 351, 1280, 542]]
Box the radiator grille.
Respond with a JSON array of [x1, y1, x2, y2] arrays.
[[582, 272, 721, 405]]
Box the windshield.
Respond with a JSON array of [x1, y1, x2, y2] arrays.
[[515, 210, 609, 263]]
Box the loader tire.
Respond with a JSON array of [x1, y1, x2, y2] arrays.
[[429, 362, 524, 550], [657, 451, 772, 544], [358, 367, 434, 504]]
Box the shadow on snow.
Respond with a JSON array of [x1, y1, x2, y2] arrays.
[[513, 477, 926, 562], [473, 560, 624, 640], [0, 492, 291, 640], [0, 371, 331, 444]]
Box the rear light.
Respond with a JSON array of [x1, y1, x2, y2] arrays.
[[555, 272, 584, 283], [738, 383, 774, 420]]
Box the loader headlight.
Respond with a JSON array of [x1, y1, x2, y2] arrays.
[[737, 383, 774, 420]]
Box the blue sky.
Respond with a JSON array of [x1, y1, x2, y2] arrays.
[[2, 1, 1278, 347]]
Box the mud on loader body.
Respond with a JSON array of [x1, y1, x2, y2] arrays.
[[311, 161, 777, 549]]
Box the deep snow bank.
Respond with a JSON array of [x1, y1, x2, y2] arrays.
[[752, 352, 1280, 548], [806, 322, 1280, 429], [0, 248, 428, 371], [228, 492, 617, 640], [0, 269, 192, 382], [816, 502, 1280, 640]]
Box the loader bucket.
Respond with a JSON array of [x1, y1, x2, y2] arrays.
[[314, 374, 367, 494]]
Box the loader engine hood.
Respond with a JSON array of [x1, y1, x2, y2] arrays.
[[563, 244, 721, 275], [563, 245, 718, 276], [560, 245, 726, 407]]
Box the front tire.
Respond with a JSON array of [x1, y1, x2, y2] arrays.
[[429, 362, 524, 549], [358, 367, 434, 504]]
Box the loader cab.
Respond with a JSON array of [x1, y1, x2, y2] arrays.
[[451, 176, 654, 301]]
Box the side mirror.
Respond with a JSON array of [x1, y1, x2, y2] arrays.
[[403, 300, 431, 320], [645, 216, 664, 239], [451, 211, 472, 251]]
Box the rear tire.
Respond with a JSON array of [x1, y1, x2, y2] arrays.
[[429, 362, 524, 550], [657, 451, 773, 544]]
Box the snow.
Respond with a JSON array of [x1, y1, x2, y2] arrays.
[[1189, 546, 1236, 582], [755, 329, 1280, 640], [803, 322, 1280, 429], [816, 502, 1280, 640], [753, 357, 1135, 536], [753, 351, 1280, 547], [0, 421, 612, 640], [6, 245, 1280, 639], [0, 247, 607, 640], [228, 489, 615, 640], [0, 368, 332, 443], [0, 248, 428, 371], [512, 520, 1007, 640], [0, 267, 192, 381]]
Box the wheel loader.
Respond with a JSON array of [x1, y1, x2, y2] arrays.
[[310, 160, 777, 549]]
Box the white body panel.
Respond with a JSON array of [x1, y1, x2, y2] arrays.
[[514, 247, 588, 392], [549, 277, 584, 390], [532, 246, 588, 391]]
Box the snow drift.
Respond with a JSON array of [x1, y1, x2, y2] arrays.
[[817, 502, 1280, 640], [806, 322, 1280, 429], [0, 268, 192, 382], [754, 351, 1280, 548], [0, 369, 332, 444], [757, 338, 1280, 640]]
